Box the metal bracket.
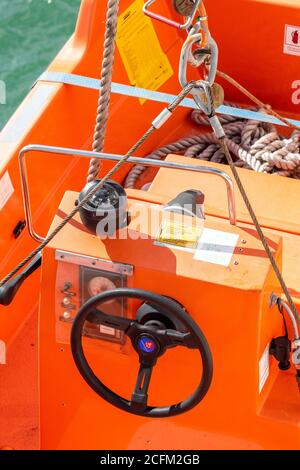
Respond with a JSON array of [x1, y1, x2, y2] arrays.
[[55, 250, 134, 276], [19, 144, 237, 244], [143, 0, 201, 30]]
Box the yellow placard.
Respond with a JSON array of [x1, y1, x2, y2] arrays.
[[158, 217, 204, 250], [116, 0, 174, 104]]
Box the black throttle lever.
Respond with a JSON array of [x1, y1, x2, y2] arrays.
[[0, 254, 42, 306]]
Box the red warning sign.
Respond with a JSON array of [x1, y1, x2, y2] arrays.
[[284, 24, 300, 56]]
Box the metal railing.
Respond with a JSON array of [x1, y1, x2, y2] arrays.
[[19, 144, 237, 243]]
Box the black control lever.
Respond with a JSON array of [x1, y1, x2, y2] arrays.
[[164, 190, 205, 219], [0, 254, 42, 306]]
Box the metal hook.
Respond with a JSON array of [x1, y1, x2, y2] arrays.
[[179, 21, 218, 115], [179, 23, 217, 84], [180, 25, 206, 69]]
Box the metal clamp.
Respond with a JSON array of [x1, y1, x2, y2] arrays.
[[143, 0, 201, 30], [19, 144, 237, 244]]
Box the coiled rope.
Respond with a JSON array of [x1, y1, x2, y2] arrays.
[[125, 76, 300, 188], [87, 0, 120, 183]]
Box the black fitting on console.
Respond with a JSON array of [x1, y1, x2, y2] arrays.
[[0, 253, 42, 306], [269, 336, 291, 371], [164, 190, 205, 219]]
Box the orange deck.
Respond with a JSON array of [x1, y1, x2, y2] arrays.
[[0, 310, 38, 450]]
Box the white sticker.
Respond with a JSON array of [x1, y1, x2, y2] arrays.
[[284, 25, 300, 56], [194, 228, 239, 266], [0, 340, 6, 365], [259, 344, 270, 394], [0, 171, 14, 210], [100, 325, 115, 336]]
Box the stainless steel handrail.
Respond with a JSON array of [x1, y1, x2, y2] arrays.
[[142, 0, 202, 30], [19, 144, 237, 243]]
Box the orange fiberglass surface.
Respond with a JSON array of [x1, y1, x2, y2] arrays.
[[0, 0, 299, 450]]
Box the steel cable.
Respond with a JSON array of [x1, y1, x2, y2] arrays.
[[219, 136, 300, 325]]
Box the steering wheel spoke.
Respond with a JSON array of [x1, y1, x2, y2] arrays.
[[131, 363, 153, 411], [156, 329, 198, 349], [87, 308, 132, 332]]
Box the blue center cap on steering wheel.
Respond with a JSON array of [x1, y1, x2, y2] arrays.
[[138, 336, 156, 353]]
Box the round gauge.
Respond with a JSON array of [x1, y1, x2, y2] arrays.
[[88, 276, 117, 304]]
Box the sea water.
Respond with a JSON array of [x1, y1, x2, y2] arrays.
[[0, 0, 81, 129]]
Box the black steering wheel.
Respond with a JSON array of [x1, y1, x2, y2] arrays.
[[71, 288, 213, 418]]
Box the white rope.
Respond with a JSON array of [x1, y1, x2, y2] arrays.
[[124, 106, 300, 188]]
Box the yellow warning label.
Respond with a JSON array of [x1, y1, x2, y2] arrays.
[[157, 217, 203, 250], [116, 0, 174, 104]]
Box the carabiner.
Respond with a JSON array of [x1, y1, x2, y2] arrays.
[[179, 22, 218, 86], [180, 22, 206, 69], [178, 21, 219, 116], [143, 0, 202, 30]]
